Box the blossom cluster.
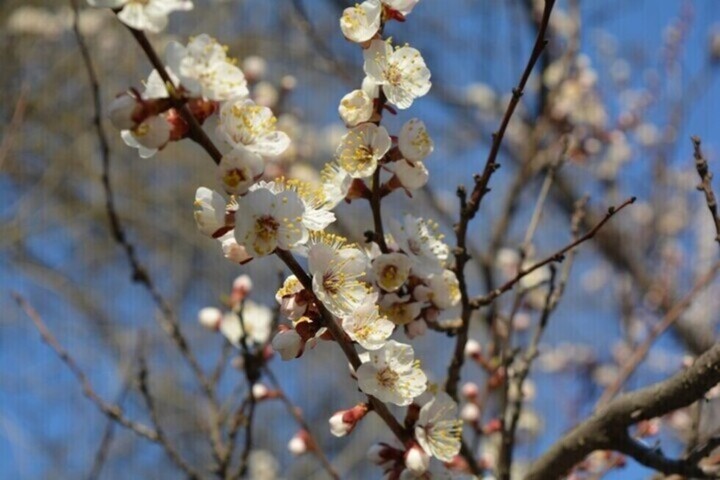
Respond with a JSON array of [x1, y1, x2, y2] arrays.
[[99, 0, 467, 477]]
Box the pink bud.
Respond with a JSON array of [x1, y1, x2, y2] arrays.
[[405, 319, 427, 339], [461, 382, 479, 399], [329, 403, 369, 437], [231, 274, 253, 304]]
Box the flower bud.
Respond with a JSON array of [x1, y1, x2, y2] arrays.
[[243, 55, 267, 82], [271, 328, 303, 361], [108, 93, 139, 130], [131, 115, 171, 150], [461, 382, 479, 400], [252, 383, 270, 400], [329, 403, 369, 437], [197, 307, 222, 330], [367, 442, 402, 465], [219, 233, 253, 264], [464, 339, 482, 358], [287, 430, 309, 456], [460, 402, 480, 422], [405, 319, 427, 339], [404, 444, 430, 475], [232, 275, 253, 302]]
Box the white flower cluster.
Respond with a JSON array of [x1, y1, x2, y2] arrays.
[[87, 0, 192, 33]]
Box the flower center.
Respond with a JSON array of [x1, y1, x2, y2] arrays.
[[254, 215, 279, 242], [385, 64, 403, 86], [376, 367, 399, 389], [223, 168, 248, 189]]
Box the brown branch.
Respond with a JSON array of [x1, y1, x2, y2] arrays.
[[137, 349, 204, 479], [121, 23, 223, 165], [525, 336, 720, 480], [12, 293, 158, 443], [470, 197, 635, 308], [596, 261, 720, 408], [445, 0, 556, 402], [75, 5, 226, 466], [692, 136, 720, 245]]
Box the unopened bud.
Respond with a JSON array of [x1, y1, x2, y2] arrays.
[[198, 307, 222, 330], [288, 430, 309, 456], [460, 402, 480, 422], [271, 328, 303, 361], [252, 383, 269, 400], [329, 403, 369, 437], [405, 318, 427, 339], [231, 274, 253, 304], [108, 94, 140, 130], [464, 339, 482, 358], [404, 444, 430, 475], [367, 442, 402, 465], [461, 382, 479, 400]]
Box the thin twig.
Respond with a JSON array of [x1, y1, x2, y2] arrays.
[[137, 349, 204, 479], [13, 293, 158, 443], [445, 0, 556, 402], [470, 197, 636, 308], [692, 136, 720, 245], [596, 261, 720, 408]]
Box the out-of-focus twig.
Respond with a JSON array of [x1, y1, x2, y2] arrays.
[[692, 136, 720, 246], [13, 293, 158, 443]]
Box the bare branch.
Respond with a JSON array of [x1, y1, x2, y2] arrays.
[[692, 135, 720, 245]]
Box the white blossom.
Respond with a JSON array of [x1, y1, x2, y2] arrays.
[[389, 160, 429, 190], [233, 186, 307, 257], [120, 115, 170, 158], [218, 147, 265, 196], [414, 269, 461, 309], [399, 118, 433, 163], [356, 340, 427, 406], [219, 300, 272, 347], [380, 293, 423, 326], [340, 0, 381, 43], [193, 187, 228, 237], [271, 328, 303, 360], [339, 89, 374, 127], [382, 0, 420, 16], [415, 392, 463, 462], [389, 215, 449, 276], [308, 236, 370, 317], [372, 252, 412, 292], [336, 123, 391, 178], [218, 98, 290, 157], [341, 294, 394, 350], [320, 162, 352, 208], [198, 307, 222, 330], [166, 34, 249, 101], [88, 0, 193, 33], [363, 39, 431, 109]]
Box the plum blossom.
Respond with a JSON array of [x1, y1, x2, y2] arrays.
[[340, 0, 381, 43], [382, 0, 420, 17], [193, 187, 230, 237], [165, 34, 249, 101], [233, 186, 307, 257], [308, 235, 370, 317], [218, 98, 290, 157], [356, 340, 427, 405], [87, 0, 193, 33], [414, 270, 461, 309], [363, 39, 431, 109], [320, 162, 352, 208], [338, 89, 374, 127], [218, 232, 253, 264], [388, 159, 429, 191], [389, 215, 449, 275], [341, 294, 394, 350], [217, 147, 264, 196], [120, 114, 171, 158], [372, 253, 412, 292], [415, 392, 462, 461], [380, 293, 423, 326], [399, 118, 434, 163], [336, 123, 391, 178], [219, 300, 272, 347]]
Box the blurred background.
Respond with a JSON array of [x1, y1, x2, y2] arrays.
[[2, 0, 720, 478]]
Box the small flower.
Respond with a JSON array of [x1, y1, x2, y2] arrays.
[[233, 186, 307, 257], [308, 235, 370, 317], [398, 118, 433, 163], [121, 115, 171, 158], [342, 294, 394, 350], [108, 94, 140, 130], [363, 39, 431, 109], [218, 98, 290, 157], [329, 403, 370, 437], [336, 123, 391, 178], [405, 319, 427, 339], [165, 34, 249, 101], [356, 340, 427, 406], [389, 215, 449, 276], [414, 270, 461, 309], [320, 162, 352, 208], [194, 187, 230, 237], [260, 179, 336, 232], [88, 0, 193, 33], [415, 392, 463, 462], [388, 160, 429, 191], [340, 0, 381, 43], [380, 293, 423, 326], [218, 231, 253, 264], [218, 147, 265, 195], [372, 253, 412, 292], [219, 300, 272, 347], [339, 89, 374, 127], [198, 307, 222, 330], [275, 275, 308, 321]]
